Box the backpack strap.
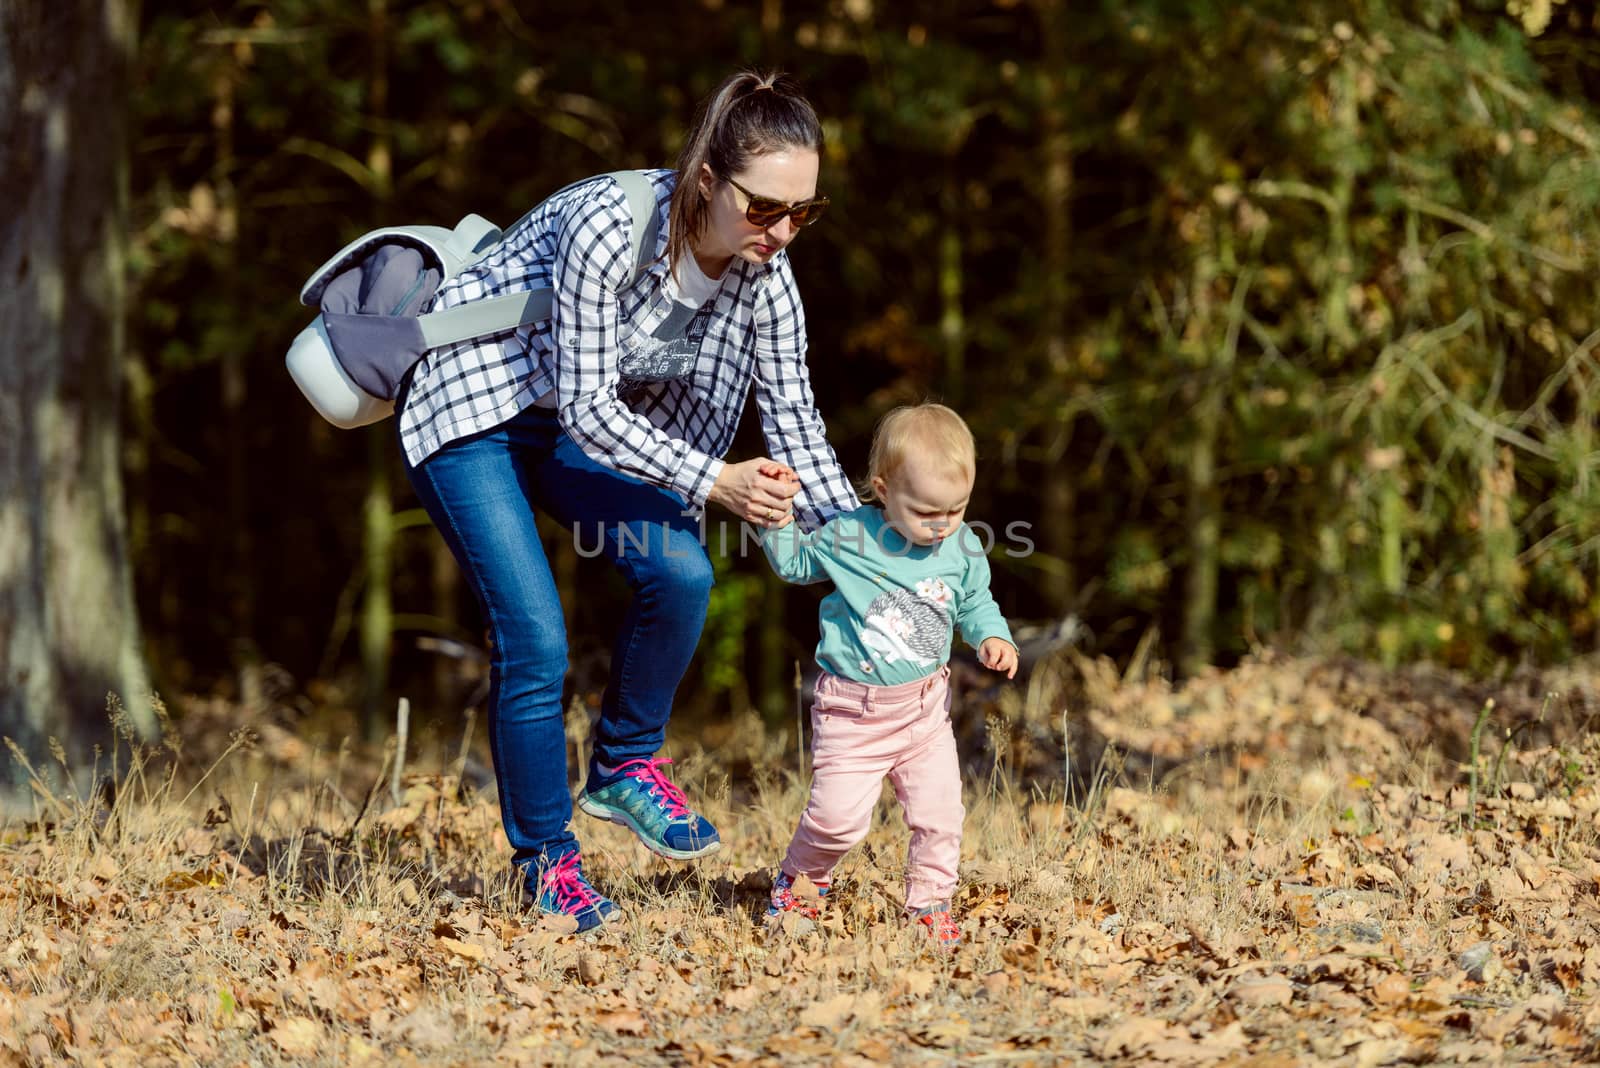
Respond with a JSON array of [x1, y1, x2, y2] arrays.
[[415, 170, 662, 350]]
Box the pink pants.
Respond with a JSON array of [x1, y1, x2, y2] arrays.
[[781, 666, 964, 912]]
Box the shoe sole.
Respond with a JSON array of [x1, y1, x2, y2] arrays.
[[577, 794, 722, 860], [525, 892, 624, 932], [582, 906, 624, 934], [528, 901, 623, 935]]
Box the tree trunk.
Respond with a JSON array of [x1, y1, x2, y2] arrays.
[[1037, 0, 1076, 616], [0, 0, 154, 768], [361, 427, 395, 740], [1181, 386, 1222, 675], [1179, 261, 1247, 678], [760, 570, 788, 721], [939, 176, 965, 410], [431, 537, 463, 702], [211, 49, 261, 703], [361, 0, 395, 739]]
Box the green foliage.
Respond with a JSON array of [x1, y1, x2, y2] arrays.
[[122, 0, 1600, 710], [700, 549, 761, 703]]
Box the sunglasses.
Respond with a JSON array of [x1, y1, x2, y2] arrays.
[[723, 175, 830, 229]]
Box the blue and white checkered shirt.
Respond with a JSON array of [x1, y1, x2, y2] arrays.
[[398, 169, 859, 531]]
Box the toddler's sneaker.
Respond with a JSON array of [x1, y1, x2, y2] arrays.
[[578, 757, 721, 860], [767, 870, 829, 919], [912, 903, 961, 950], [529, 851, 619, 933]]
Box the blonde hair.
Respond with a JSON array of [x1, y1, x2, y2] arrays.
[[863, 403, 976, 502], [668, 70, 824, 276]]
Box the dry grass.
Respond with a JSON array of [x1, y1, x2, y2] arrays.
[[4, 655, 1600, 1065]]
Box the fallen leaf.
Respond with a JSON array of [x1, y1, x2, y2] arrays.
[[1370, 972, 1410, 1006], [596, 1009, 648, 1035], [721, 985, 761, 1011], [438, 936, 485, 963], [789, 873, 824, 904], [392, 1007, 456, 1049], [502, 978, 547, 1009], [178, 826, 218, 854], [377, 803, 425, 831], [1353, 1038, 1409, 1068], [1145, 1035, 1223, 1062], [534, 912, 580, 936], [1513, 850, 1548, 891], [1357, 863, 1400, 888], [854, 990, 884, 1027], [1053, 995, 1116, 1019], [269, 1016, 322, 1057], [911, 1016, 971, 1048], [764, 1028, 833, 1057], [161, 867, 227, 892], [1393, 1018, 1443, 1041], [345, 1035, 382, 1064], [982, 970, 1011, 997], [1231, 976, 1294, 1007], [856, 1036, 896, 1060], [1098, 1016, 1171, 1058], [1205, 1021, 1250, 1054], [799, 993, 855, 1029]]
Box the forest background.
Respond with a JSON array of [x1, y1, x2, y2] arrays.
[[6, 0, 1600, 755]]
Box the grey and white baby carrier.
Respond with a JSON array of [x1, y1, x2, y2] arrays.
[[286, 170, 661, 428]]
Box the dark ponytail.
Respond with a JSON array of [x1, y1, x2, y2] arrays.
[[668, 70, 824, 274]]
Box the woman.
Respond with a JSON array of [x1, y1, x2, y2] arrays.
[[395, 70, 858, 930]]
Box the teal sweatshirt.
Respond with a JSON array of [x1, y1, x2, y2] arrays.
[[762, 505, 1014, 687]]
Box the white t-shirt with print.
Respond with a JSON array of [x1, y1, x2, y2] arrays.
[[533, 253, 728, 409]]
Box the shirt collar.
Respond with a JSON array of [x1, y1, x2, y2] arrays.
[[645, 251, 778, 291]]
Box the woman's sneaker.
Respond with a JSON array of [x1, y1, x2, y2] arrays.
[[767, 870, 829, 919], [529, 852, 620, 933], [578, 757, 721, 860], [912, 903, 961, 950]]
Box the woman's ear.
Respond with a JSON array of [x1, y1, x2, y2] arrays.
[[698, 162, 717, 202]]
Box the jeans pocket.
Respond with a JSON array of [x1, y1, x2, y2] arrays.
[[812, 691, 866, 720]]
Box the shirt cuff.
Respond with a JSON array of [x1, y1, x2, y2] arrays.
[[966, 621, 1015, 650], [679, 455, 725, 511]]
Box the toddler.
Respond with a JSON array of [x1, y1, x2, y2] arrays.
[[761, 403, 1017, 948]]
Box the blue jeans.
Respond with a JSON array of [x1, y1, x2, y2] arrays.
[[402, 405, 714, 866]]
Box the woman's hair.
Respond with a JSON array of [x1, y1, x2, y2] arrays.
[[862, 404, 977, 501], [668, 70, 824, 274]]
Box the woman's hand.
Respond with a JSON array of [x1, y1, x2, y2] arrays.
[[709, 458, 801, 528], [979, 637, 1019, 679]]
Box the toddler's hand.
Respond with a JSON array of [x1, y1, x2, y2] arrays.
[[758, 460, 799, 484], [711, 458, 799, 528], [979, 637, 1018, 679]]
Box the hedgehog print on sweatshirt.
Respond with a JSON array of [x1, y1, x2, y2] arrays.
[[860, 581, 953, 668]]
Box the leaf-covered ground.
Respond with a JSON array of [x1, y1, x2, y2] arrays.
[[4, 653, 1600, 1065]]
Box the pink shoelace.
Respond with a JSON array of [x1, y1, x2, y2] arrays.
[[614, 757, 691, 819], [540, 852, 600, 913]]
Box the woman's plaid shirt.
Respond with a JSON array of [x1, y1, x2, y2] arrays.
[[398, 170, 859, 532]]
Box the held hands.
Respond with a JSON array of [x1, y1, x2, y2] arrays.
[[709, 458, 800, 529], [979, 637, 1019, 679]]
